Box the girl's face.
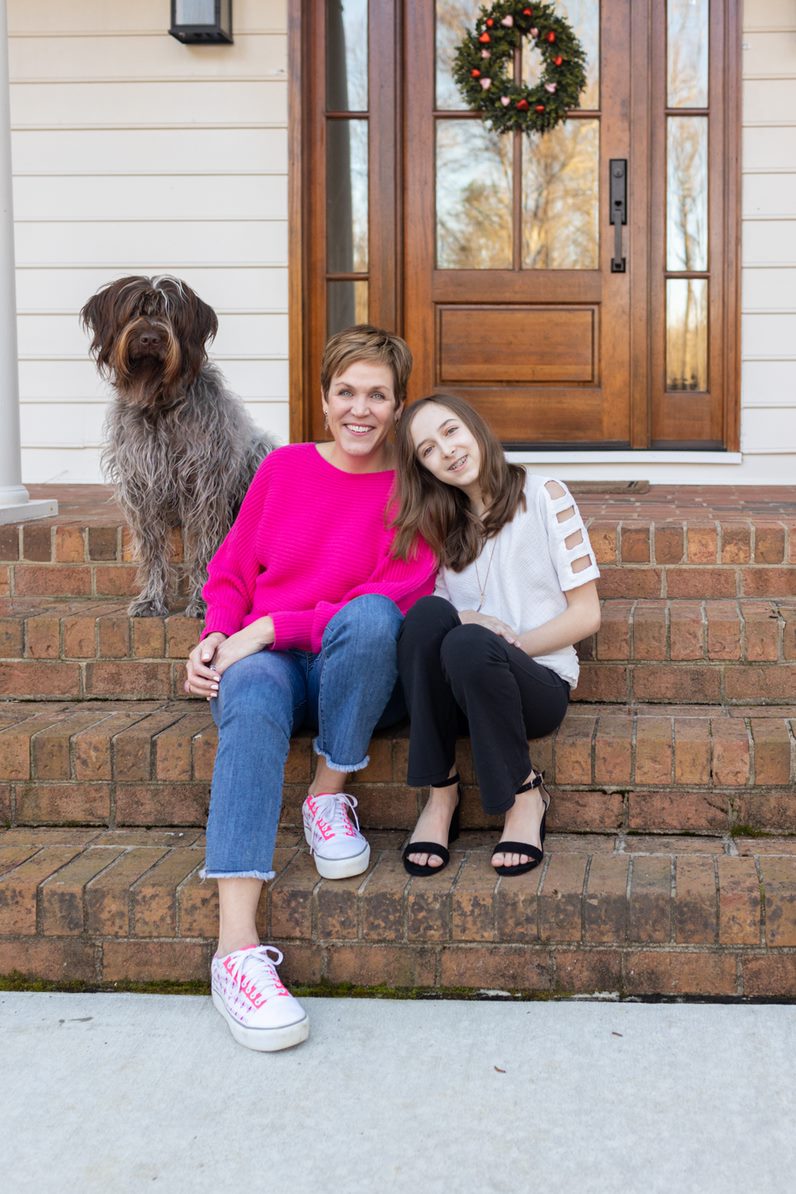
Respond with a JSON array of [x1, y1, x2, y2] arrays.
[[323, 361, 398, 468], [409, 402, 482, 499]]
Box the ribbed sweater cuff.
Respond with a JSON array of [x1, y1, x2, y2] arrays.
[[270, 610, 315, 651], [200, 610, 241, 640]]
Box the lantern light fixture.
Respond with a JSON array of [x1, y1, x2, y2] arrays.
[[169, 0, 233, 44]]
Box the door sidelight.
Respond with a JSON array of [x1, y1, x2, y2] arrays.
[[609, 159, 627, 273]]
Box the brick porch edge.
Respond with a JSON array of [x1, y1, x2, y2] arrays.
[[1, 827, 794, 999]]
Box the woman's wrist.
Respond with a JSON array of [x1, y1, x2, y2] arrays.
[[247, 616, 275, 648]]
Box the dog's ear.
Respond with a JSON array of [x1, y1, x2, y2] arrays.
[[80, 284, 119, 369], [189, 292, 219, 349], [170, 286, 218, 384]]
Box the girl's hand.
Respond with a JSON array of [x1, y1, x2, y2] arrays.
[[458, 609, 522, 648], [211, 617, 275, 677], [185, 632, 227, 699]]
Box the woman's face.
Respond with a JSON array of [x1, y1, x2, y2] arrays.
[[409, 402, 482, 498], [323, 361, 398, 467]]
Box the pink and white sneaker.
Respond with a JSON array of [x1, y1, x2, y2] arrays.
[[302, 791, 371, 879], [211, 945, 309, 1052]]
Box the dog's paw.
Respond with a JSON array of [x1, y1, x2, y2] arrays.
[[128, 596, 169, 618], [183, 599, 207, 619]]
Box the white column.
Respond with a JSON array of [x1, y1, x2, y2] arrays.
[[0, 0, 55, 524]]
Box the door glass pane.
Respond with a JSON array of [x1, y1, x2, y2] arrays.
[[436, 121, 513, 268], [668, 0, 708, 108], [667, 116, 707, 270], [328, 280, 369, 337], [327, 119, 368, 273], [436, 0, 479, 110], [522, 119, 599, 269], [666, 278, 707, 391], [327, 0, 368, 111], [521, 1, 600, 111]]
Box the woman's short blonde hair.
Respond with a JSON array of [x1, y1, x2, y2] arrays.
[[320, 324, 413, 408]]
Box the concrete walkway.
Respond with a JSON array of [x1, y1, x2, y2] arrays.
[[3, 992, 795, 1194]]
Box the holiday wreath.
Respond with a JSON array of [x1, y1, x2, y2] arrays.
[[452, 2, 587, 135]]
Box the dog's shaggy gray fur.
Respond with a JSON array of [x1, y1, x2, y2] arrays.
[[81, 275, 275, 617]]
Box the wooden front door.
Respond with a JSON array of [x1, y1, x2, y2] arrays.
[[404, 2, 631, 446], [291, 1, 740, 450]]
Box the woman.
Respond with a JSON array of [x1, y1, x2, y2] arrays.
[[392, 395, 601, 878], [185, 326, 435, 1052]]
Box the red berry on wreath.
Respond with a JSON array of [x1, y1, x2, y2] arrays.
[[535, 104, 545, 112], [547, 31, 556, 43], [516, 98, 529, 110], [523, 7, 532, 15], [486, 17, 494, 26], [554, 56, 563, 66], [479, 31, 491, 43], [471, 69, 481, 77]]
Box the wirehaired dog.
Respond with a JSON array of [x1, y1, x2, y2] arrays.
[[81, 275, 276, 617]]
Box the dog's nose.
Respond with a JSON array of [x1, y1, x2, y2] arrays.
[[138, 331, 162, 348]]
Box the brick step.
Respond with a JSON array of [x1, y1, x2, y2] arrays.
[[0, 600, 196, 700], [1, 825, 794, 998], [2, 597, 795, 704], [3, 499, 794, 602], [1, 701, 794, 834]]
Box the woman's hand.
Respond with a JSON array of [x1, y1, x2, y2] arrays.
[[185, 632, 227, 699], [211, 618, 275, 676], [458, 609, 522, 648], [184, 618, 275, 699]]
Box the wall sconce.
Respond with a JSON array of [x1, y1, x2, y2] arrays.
[[169, 1, 233, 44]]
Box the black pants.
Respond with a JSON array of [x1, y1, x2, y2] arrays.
[[397, 596, 570, 814]]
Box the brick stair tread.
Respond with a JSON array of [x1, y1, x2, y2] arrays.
[[1, 700, 794, 835], [1, 825, 794, 998]]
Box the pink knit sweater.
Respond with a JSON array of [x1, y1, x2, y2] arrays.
[[202, 443, 436, 652]]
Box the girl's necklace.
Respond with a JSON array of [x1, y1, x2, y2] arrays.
[[473, 537, 498, 612]]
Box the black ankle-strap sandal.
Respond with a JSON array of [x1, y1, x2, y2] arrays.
[[492, 771, 550, 878], [402, 774, 461, 877]]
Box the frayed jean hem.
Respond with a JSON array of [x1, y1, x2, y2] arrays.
[[200, 868, 276, 882], [313, 737, 369, 773]]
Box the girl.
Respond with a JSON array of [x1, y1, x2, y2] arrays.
[[392, 395, 601, 878]]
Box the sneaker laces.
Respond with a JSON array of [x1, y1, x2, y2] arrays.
[[226, 945, 289, 1005], [306, 792, 361, 853]]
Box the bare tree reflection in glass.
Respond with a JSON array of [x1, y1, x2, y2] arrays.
[[523, 120, 599, 269]]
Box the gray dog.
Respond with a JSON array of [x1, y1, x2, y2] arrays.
[[81, 274, 275, 617]]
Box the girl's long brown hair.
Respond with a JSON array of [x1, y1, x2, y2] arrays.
[[392, 395, 526, 570]]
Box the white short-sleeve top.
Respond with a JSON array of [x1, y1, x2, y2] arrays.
[[433, 472, 600, 688]]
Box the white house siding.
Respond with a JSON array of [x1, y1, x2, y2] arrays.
[[8, 0, 289, 483], [6, 0, 796, 484]]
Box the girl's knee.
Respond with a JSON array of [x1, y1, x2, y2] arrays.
[[440, 622, 502, 678], [399, 595, 458, 643]]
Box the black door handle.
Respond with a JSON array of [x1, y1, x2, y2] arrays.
[[609, 159, 627, 273]]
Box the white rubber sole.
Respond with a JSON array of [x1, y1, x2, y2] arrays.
[[306, 841, 371, 880], [212, 991, 309, 1052]]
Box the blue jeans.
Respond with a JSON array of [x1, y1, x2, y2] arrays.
[[203, 594, 405, 880]]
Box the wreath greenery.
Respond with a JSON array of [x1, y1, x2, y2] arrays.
[[452, 2, 587, 135]]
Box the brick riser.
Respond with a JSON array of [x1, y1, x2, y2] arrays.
[[1, 827, 794, 998], [1, 703, 794, 834], [2, 599, 795, 704]]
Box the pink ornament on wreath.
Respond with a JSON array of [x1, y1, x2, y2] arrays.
[[479, 77, 492, 89], [500, 95, 511, 106], [501, 15, 514, 26], [545, 82, 557, 93], [530, 27, 539, 38], [481, 49, 491, 58]]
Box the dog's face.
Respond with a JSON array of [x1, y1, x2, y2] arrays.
[[80, 275, 218, 408]]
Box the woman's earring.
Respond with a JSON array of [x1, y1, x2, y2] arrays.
[[323, 409, 329, 430]]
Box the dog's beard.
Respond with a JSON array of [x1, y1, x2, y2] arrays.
[[109, 323, 187, 410]]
